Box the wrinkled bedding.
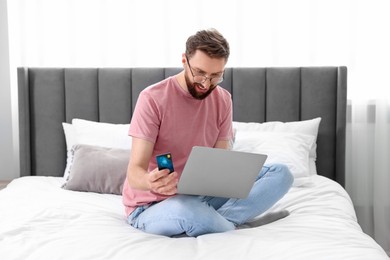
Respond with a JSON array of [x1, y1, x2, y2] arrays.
[[0, 175, 388, 260]]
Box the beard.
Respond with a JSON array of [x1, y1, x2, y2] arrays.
[[184, 73, 216, 100]]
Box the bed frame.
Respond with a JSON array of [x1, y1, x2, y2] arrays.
[[17, 67, 347, 186]]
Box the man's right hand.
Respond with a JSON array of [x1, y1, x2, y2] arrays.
[[147, 168, 178, 196]]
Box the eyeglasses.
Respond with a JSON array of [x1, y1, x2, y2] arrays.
[[186, 55, 224, 85]]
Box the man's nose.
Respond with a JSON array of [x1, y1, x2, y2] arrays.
[[202, 79, 212, 88]]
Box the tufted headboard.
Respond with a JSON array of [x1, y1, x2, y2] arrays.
[[17, 67, 347, 186]]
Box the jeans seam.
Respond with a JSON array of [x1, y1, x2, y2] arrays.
[[138, 214, 214, 236]]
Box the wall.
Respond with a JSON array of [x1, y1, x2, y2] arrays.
[[0, 0, 17, 180]]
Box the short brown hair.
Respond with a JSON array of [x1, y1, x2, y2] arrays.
[[185, 28, 230, 61]]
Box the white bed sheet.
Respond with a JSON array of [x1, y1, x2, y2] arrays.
[[0, 175, 388, 260]]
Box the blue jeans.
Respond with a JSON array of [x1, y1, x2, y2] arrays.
[[127, 164, 293, 237]]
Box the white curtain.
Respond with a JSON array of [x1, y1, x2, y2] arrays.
[[7, 0, 390, 254], [347, 99, 390, 253]]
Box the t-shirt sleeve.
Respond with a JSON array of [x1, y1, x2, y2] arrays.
[[217, 93, 234, 141], [128, 91, 160, 143]]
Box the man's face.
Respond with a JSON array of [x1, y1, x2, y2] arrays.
[[184, 51, 226, 100], [184, 72, 215, 100]]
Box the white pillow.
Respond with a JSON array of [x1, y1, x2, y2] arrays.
[[62, 122, 75, 181], [233, 117, 321, 158], [232, 131, 315, 186], [72, 119, 132, 150], [62, 119, 132, 181], [233, 117, 321, 175]]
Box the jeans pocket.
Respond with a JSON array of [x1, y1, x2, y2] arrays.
[[128, 205, 149, 226]]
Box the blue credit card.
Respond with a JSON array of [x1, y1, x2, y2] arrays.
[[156, 153, 174, 173]]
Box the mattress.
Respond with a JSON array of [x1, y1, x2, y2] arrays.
[[0, 175, 387, 260]]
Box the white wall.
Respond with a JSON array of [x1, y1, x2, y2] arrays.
[[0, 0, 17, 180]]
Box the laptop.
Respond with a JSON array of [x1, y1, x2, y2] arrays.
[[177, 146, 268, 199]]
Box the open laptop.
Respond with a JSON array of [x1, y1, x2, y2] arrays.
[[177, 146, 268, 199]]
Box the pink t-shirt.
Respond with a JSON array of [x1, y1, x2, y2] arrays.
[[122, 76, 233, 216]]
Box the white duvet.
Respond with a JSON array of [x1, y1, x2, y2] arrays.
[[0, 176, 388, 260]]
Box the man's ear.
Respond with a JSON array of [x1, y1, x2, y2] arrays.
[[181, 53, 186, 66]]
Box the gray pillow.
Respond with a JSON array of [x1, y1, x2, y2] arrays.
[[63, 144, 130, 195]]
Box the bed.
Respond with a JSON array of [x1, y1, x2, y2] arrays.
[[0, 67, 388, 259]]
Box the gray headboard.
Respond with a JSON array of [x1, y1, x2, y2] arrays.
[[17, 67, 347, 186]]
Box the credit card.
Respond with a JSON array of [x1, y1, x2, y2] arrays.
[[156, 153, 174, 173]]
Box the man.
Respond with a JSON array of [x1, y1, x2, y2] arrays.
[[122, 28, 293, 237]]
